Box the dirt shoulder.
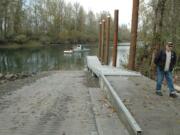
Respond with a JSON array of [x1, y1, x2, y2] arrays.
[[0, 71, 98, 135], [0, 71, 53, 99], [107, 76, 180, 135]]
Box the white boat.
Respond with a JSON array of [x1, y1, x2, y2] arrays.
[[64, 50, 73, 53], [73, 44, 90, 52], [64, 45, 90, 54]]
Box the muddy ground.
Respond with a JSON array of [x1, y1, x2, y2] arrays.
[[0, 71, 99, 135], [107, 76, 180, 135]]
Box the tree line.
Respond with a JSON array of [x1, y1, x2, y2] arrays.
[[138, 0, 180, 76], [0, 0, 130, 45]]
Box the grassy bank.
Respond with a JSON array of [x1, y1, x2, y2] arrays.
[[0, 40, 45, 49]]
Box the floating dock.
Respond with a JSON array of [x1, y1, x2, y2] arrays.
[[87, 56, 142, 135]]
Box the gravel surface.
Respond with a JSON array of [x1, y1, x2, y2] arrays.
[[0, 71, 53, 99], [0, 71, 98, 135], [107, 76, 180, 135]]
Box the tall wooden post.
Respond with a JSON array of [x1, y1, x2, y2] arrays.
[[128, 0, 139, 70], [98, 22, 102, 60], [101, 20, 105, 64], [112, 10, 119, 67], [105, 16, 110, 65]]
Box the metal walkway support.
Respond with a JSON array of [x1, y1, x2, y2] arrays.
[[86, 56, 141, 77], [86, 56, 142, 135]]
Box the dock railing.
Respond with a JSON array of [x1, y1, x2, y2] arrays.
[[86, 56, 142, 135]]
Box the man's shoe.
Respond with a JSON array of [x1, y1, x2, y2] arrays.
[[169, 93, 178, 98], [156, 91, 163, 96]]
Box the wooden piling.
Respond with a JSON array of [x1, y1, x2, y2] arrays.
[[98, 22, 102, 61], [128, 0, 139, 70], [101, 20, 105, 64], [112, 10, 119, 67], [105, 16, 110, 65]]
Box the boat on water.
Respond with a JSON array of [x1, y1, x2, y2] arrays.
[[73, 44, 90, 52], [64, 44, 90, 53], [64, 50, 73, 53]]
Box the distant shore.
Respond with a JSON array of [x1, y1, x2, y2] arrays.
[[0, 40, 45, 49]]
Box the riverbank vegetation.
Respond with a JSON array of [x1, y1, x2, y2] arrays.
[[137, 0, 180, 77], [0, 0, 130, 46]]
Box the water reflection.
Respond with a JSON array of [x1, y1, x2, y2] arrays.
[[0, 43, 129, 73], [0, 45, 96, 73], [109, 43, 130, 68], [117, 45, 130, 68]]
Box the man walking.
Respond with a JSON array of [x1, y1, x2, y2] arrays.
[[154, 42, 177, 98]]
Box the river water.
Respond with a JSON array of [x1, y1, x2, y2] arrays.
[[0, 43, 130, 73]]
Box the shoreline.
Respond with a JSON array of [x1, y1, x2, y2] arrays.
[[0, 41, 98, 49], [0, 41, 45, 49], [0, 71, 55, 98]]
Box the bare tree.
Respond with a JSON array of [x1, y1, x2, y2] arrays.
[[150, 0, 167, 78]]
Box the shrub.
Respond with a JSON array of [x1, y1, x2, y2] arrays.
[[0, 37, 6, 44], [39, 35, 51, 45], [14, 34, 28, 44]]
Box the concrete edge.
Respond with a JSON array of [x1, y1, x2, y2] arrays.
[[99, 74, 142, 135], [88, 88, 104, 135]]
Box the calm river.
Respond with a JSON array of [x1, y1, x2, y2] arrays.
[[0, 43, 130, 73]]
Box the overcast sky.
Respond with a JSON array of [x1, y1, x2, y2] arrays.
[[65, 0, 133, 26]]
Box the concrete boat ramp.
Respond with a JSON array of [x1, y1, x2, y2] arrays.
[[0, 70, 130, 135], [0, 56, 179, 135], [87, 56, 180, 135]]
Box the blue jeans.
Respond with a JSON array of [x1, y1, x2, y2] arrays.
[[156, 66, 175, 93]]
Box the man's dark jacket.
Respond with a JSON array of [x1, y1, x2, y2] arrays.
[[154, 49, 176, 71]]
